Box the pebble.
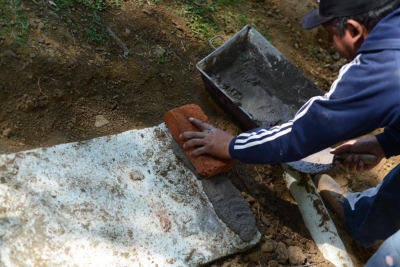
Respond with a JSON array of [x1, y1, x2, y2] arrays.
[[288, 246, 306, 265], [274, 242, 288, 264], [2, 50, 17, 58], [247, 250, 265, 263], [267, 260, 279, 267], [245, 195, 255, 203], [95, 115, 109, 128], [261, 215, 271, 226], [261, 239, 277, 253], [154, 45, 165, 57], [2, 128, 12, 138], [332, 52, 340, 60], [142, 9, 151, 16]]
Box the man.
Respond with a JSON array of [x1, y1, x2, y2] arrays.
[[180, 0, 400, 265]]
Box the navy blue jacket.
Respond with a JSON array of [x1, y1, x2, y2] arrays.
[[229, 8, 400, 164]]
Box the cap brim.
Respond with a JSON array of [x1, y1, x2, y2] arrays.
[[301, 9, 333, 30]]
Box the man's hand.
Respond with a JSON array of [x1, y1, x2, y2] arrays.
[[179, 118, 234, 159], [331, 136, 386, 172]]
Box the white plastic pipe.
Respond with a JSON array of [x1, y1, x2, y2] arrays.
[[281, 163, 354, 267]]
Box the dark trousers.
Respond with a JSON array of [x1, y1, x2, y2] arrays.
[[344, 164, 400, 247]]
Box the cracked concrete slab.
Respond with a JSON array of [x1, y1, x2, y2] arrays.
[[0, 123, 260, 267]]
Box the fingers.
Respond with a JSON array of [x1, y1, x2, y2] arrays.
[[341, 154, 364, 172], [188, 117, 212, 131], [339, 154, 380, 172], [183, 137, 206, 150], [180, 131, 206, 141], [178, 117, 234, 158], [190, 146, 207, 157]]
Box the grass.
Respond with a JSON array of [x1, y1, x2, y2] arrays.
[[131, 0, 160, 5], [0, 0, 29, 45], [156, 54, 168, 65], [0, 0, 268, 47], [174, 0, 247, 39], [50, 0, 117, 43]]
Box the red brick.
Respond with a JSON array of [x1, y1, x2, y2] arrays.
[[164, 104, 234, 178]]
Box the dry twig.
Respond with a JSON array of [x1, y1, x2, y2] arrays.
[[37, 76, 48, 98]]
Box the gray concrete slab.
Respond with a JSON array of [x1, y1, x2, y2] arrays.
[[0, 124, 260, 267]]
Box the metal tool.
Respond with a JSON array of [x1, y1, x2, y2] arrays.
[[286, 148, 378, 174]]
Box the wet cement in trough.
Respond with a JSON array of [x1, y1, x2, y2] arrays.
[[211, 53, 298, 127], [202, 27, 323, 128]]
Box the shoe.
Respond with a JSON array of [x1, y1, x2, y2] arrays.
[[313, 174, 346, 224]]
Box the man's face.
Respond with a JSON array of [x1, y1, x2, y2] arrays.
[[323, 22, 357, 61]]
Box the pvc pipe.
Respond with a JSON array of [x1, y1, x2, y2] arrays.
[[281, 163, 354, 267]]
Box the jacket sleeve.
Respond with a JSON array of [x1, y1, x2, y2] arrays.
[[376, 125, 400, 158], [228, 52, 400, 164]]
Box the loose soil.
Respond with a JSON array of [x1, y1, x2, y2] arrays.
[[1, 0, 398, 266]]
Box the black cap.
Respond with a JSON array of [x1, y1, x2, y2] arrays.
[[302, 0, 397, 29]]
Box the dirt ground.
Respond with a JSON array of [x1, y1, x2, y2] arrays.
[[1, 0, 398, 266]]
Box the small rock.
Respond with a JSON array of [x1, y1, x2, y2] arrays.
[[3, 50, 17, 58], [30, 53, 36, 58], [274, 242, 288, 264], [142, 9, 151, 16], [285, 238, 295, 246], [46, 10, 60, 18], [246, 195, 255, 203], [261, 239, 277, 253], [332, 51, 340, 60], [266, 227, 276, 238], [225, 26, 235, 34], [154, 45, 165, 57], [2, 128, 12, 138], [247, 250, 265, 263], [29, 18, 44, 29], [330, 62, 341, 72], [267, 260, 279, 267], [252, 202, 259, 210], [48, 49, 55, 57], [261, 215, 271, 226], [288, 246, 306, 265], [95, 115, 109, 128]]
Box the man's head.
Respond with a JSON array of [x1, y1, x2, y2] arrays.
[[302, 0, 400, 60]]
